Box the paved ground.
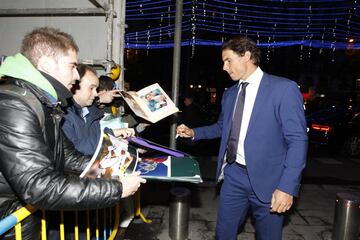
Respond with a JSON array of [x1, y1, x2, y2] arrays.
[[125, 155, 360, 240], [126, 182, 360, 240]]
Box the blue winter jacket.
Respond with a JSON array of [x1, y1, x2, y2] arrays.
[[62, 103, 103, 156]]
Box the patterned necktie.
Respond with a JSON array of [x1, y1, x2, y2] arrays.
[[226, 82, 249, 164]]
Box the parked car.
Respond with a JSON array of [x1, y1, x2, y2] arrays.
[[306, 107, 360, 156]]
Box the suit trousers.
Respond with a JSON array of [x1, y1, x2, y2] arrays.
[[215, 163, 284, 240]]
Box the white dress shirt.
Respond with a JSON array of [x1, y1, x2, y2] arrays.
[[234, 67, 263, 165]]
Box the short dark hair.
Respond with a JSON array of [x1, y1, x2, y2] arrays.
[[71, 64, 96, 94], [98, 75, 114, 91], [21, 27, 79, 67], [222, 36, 261, 66], [77, 64, 96, 81]]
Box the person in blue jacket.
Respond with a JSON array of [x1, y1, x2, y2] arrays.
[[62, 64, 135, 156], [177, 36, 307, 240], [62, 64, 138, 239]]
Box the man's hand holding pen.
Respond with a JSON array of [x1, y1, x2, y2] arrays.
[[176, 124, 195, 138]]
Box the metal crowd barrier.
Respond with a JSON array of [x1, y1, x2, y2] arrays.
[[0, 190, 151, 240]]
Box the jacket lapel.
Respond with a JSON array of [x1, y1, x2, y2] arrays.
[[246, 73, 271, 135]]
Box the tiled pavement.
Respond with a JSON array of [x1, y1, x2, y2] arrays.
[[125, 154, 360, 240], [126, 182, 360, 240]]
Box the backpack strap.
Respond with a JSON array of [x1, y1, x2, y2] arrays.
[[0, 84, 45, 128]]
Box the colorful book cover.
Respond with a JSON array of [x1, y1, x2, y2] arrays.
[[80, 133, 201, 183], [136, 156, 170, 177], [80, 133, 138, 179]]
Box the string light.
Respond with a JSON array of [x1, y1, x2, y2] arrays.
[[202, 0, 207, 22], [307, 4, 312, 59], [191, 0, 197, 58], [272, 23, 277, 55], [319, 26, 325, 54], [124, 0, 360, 54], [167, 6, 171, 38], [146, 26, 150, 55], [332, 18, 338, 62], [159, 13, 163, 43], [222, 13, 225, 43], [266, 36, 271, 61], [139, 4, 143, 15], [234, 0, 238, 20]]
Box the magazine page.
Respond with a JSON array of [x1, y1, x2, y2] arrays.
[[80, 132, 138, 179], [136, 83, 179, 123], [121, 83, 179, 123], [120, 91, 150, 121]]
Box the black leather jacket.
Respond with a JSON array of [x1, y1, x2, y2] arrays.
[[0, 78, 123, 239]]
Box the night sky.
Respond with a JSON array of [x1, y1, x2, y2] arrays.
[[125, 45, 360, 107]]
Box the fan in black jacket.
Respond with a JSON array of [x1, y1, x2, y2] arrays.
[[0, 27, 145, 239]]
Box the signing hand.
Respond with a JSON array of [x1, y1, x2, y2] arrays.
[[113, 128, 135, 138], [270, 189, 293, 213], [120, 171, 146, 198], [176, 124, 194, 138]]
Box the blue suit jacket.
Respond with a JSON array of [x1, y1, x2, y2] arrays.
[[193, 73, 308, 202]]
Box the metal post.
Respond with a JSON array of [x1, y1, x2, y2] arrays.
[[104, 0, 114, 75], [169, 187, 190, 240], [332, 192, 360, 240], [169, 0, 183, 149], [119, 0, 126, 90], [113, 0, 126, 90]]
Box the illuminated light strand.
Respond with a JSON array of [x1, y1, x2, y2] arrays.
[[211, 0, 352, 10], [125, 0, 359, 51], [126, 1, 353, 16], [263, 0, 346, 2], [127, 0, 173, 7], [125, 27, 360, 45], [167, 5, 172, 38], [127, 13, 352, 24], [193, 23, 360, 38], [127, 2, 188, 13], [127, 17, 360, 36], [126, 21, 192, 37], [191, 0, 197, 58], [193, 19, 343, 32], [200, 2, 353, 16], [125, 39, 360, 49], [192, 8, 351, 22], [127, 6, 352, 20], [306, 4, 312, 59]]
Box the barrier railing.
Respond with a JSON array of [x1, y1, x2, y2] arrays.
[[0, 190, 151, 239], [0, 204, 37, 239]]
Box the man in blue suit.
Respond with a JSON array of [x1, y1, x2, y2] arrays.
[[177, 37, 308, 240]]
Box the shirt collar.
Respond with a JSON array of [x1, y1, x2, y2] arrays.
[[82, 107, 90, 119], [238, 67, 263, 87]]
